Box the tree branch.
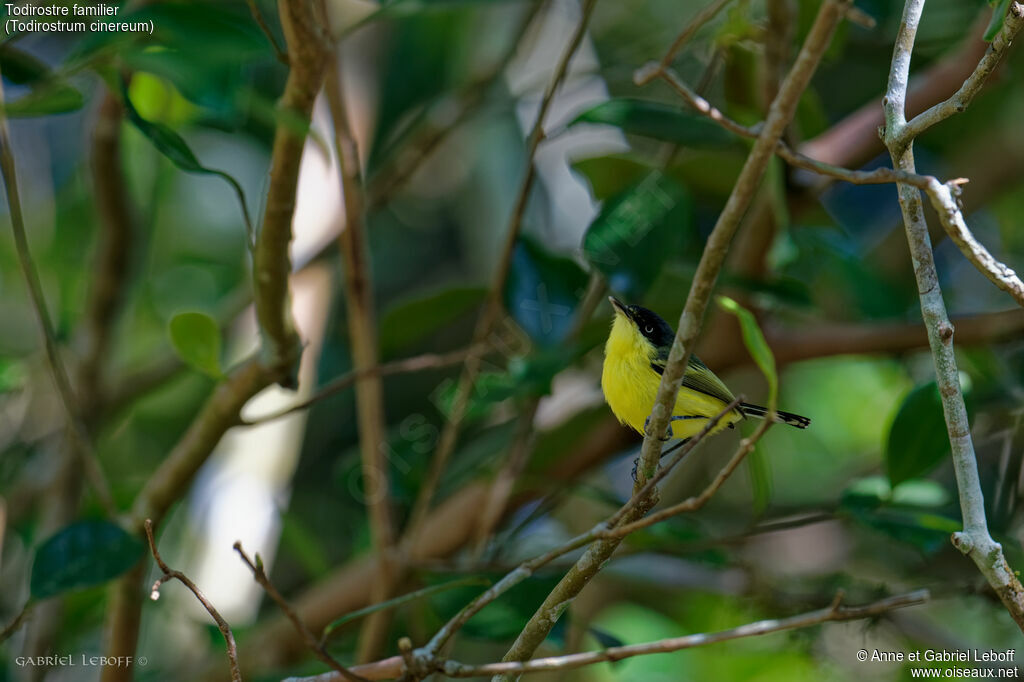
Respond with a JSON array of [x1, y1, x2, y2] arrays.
[[145, 520, 241, 682], [899, 2, 1024, 145], [488, 5, 850, 676], [234, 542, 368, 682], [252, 0, 329, 375], [883, 0, 1024, 632], [324, 50, 397, 662], [287, 590, 928, 681]]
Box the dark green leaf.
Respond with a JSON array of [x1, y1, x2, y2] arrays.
[[504, 237, 588, 347], [30, 521, 144, 600], [3, 83, 84, 117], [885, 382, 951, 487], [379, 286, 486, 357], [0, 45, 51, 85], [121, 80, 254, 244], [570, 98, 737, 149], [322, 577, 490, 640], [168, 311, 223, 379], [717, 296, 777, 408], [583, 170, 691, 300]]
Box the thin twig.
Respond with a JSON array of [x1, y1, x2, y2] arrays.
[[144, 520, 241, 682], [435, 590, 929, 677], [637, 0, 736, 81], [246, 0, 289, 65], [325, 49, 398, 662], [422, 399, 742, 659], [0, 601, 32, 643], [883, 0, 1024, 632], [487, 5, 850, 677], [365, 1, 543, 208], [290, 591, 929, 681], [0, 70, 116, 516], [243, 347, 475, 426], [233, 542, 369, 682], [898, 2, 1024, 145], [601, 419, 771, 539], [406, 0, 599, 536]]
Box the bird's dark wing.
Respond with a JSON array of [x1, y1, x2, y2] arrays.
[[650, 352, 737, 406]]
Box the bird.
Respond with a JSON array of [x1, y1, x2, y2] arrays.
[[601, 296, 810, 440]]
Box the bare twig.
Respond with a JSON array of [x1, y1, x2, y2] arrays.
[[898, 2, 1024, 145], [601, 420, 770, 539], [406, 0, 599, 535], [234, 542, 368, 682], [243, 347, 474, 426], [144, 520, 240, 682], [646, 64, 1024, 309], [0, 71, 116, 516], [435, 590, 929, 677], [0, 601, 32, 643], [289, 590, 928, 681], [246, 0, 289, 65], [923, 175, 1024, 310], [635, 0, 736, 81], [883, 0, 1024, 632], [324, 52, 397, 662]]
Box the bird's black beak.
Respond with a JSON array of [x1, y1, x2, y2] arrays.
[[609, 296, 628, 318]]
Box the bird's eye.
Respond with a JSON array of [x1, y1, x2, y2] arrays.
[[644, 325, 654, 334]]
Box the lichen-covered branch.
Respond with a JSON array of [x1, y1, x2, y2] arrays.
[[883, 0, 1024, 632]]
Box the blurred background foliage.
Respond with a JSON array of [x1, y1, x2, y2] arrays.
[[1, 0, 1023, 680]]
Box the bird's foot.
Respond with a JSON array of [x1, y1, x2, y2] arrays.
[[643, 416, 673, 441], [631, 457, 639, 482]]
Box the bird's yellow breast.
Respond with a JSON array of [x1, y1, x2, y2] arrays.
[[601, 314, 740, 439]]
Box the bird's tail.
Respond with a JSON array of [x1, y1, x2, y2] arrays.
[[740, 403, 810, 429]]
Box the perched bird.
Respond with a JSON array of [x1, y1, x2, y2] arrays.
[[601, 297, 810, 440]]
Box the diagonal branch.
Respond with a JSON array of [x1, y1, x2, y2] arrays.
[[324, 50, 397, 662], [145, 520, 241, 682], [899, 2, 1024, 145], [234, 542, 369, 682]]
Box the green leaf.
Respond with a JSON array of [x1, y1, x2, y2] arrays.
[[168, 311, 223, 379], [3, 83, 84, 117], [583, 170, 691, 301], [716, 296, 778, 409], [322, 576, 490, 641], [569, 98, 737, 149], [984, 0, 1011, 41], [120, 80, 254, 245], [885, 381, 952, 487], [504, 237, 588, 347], [379, 286, 486, 357], [30, 521, 144, 600], [0, 45, 52, 85]]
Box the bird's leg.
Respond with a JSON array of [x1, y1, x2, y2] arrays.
[[643, 416, 673, 441]]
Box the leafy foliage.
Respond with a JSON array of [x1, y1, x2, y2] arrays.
[[31, 522, 144, 600]]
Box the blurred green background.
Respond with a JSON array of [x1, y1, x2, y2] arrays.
[[1, 0, 1023, 680]]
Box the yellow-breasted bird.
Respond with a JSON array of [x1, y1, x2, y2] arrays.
[[601, 297, 810, 440]]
